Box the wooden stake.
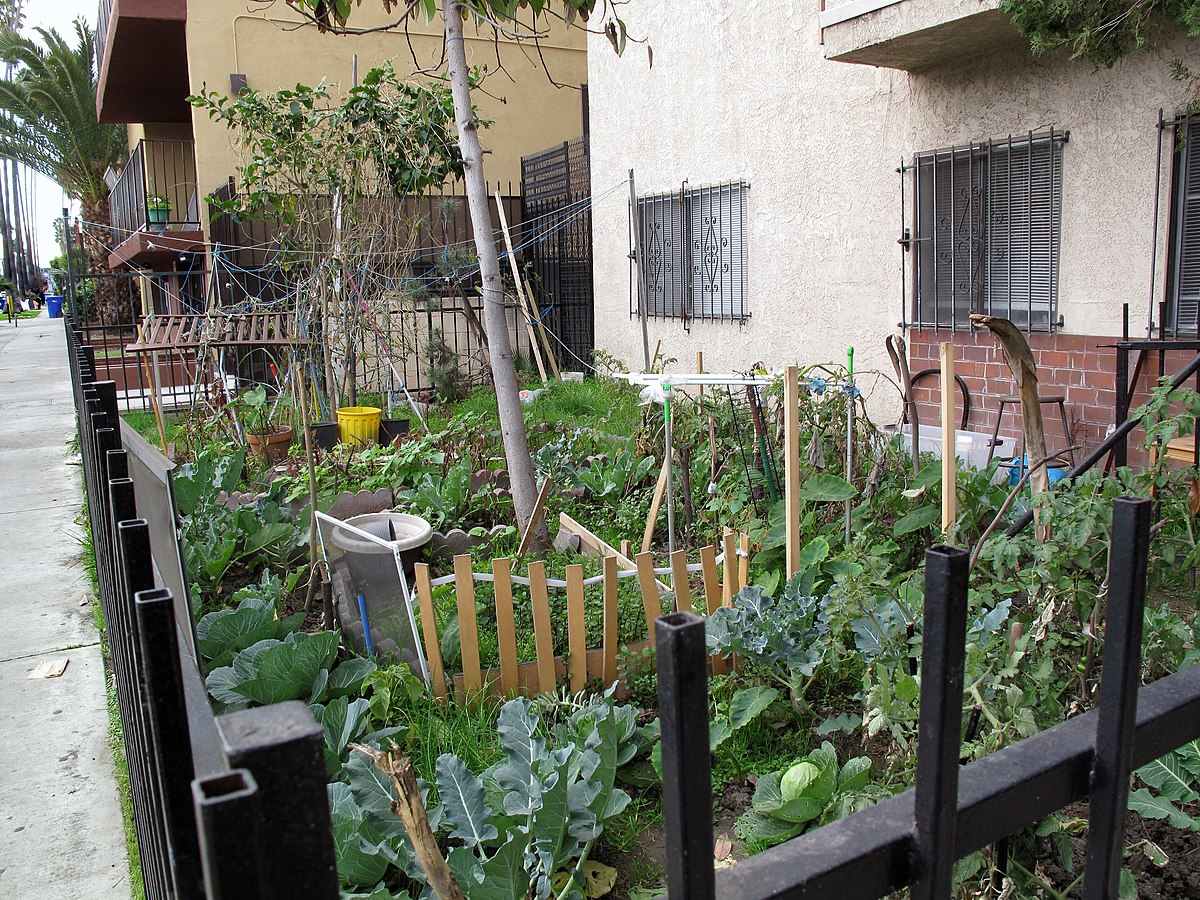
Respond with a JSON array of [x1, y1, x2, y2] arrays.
[[566, 564, 587, 692], [784, 365, 801, 577], [635, 551, 663, 641], [701, 544, 725, 674], [492, 557, 519, 696], [494, 191, 549, 383], [413, 564, 446, 700], [602, 555, 619, 685], [940, 342, 957, 537], [528, 561, 556, 694], [453, 555, 481, 695], [670, 549, 692, 615], [641, 456, 671, 552], [515, 476, 554, 563]]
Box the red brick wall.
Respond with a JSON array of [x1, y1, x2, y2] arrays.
[[907, 329, 1199, 462]]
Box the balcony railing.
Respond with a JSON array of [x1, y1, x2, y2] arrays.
[[109, 139, 200, 239], [97, 0, 113, 73]]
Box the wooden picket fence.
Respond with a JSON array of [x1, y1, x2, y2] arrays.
[[412, 519, 750, 701]]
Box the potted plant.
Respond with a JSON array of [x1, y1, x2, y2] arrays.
[[146, 195, 171, 230], [237, 384, 294, 463]]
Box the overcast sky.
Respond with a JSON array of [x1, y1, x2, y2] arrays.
[[24, 0, 96, 268]]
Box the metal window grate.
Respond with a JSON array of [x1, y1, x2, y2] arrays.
[[1167, 113, 1200, 337], [634, 180, 749, 322], [904, 130, 1065, 332]]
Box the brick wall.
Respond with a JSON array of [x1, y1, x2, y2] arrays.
[[906, 329, 1199, 462]]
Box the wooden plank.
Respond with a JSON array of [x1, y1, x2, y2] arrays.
[[636, 551, 663, 642], [525, 275, 562, 381], [700, 544, 722, 615], [670, 549, 692, 615], [559, 512, 669, 593], [494, 191, 549, 382], [641, 456, 671, 552], [528, 561, 557, 694], [620, 539, 632, 559], [940, 342, 957, 536], [413, 564, 447, 700], [492, 557, 520, 696], [566, 564, 587, 692], [784, 365, 802, 577], [602, 555, 619, 686], [453, 554, 482, 696], [516, 476, 555, 562]]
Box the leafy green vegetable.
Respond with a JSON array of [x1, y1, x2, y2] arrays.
[[205, 630, 340, 712]]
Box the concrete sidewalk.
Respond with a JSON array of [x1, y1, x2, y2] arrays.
[[0, 314, 130, 897]]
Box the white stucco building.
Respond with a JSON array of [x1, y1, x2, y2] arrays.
[[586, 0, 1199, 452]]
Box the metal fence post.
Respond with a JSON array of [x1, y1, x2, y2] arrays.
[[193, 770, 267, 899], [218, 702, 339, 898], [1083, 497, 1151, 899], [136, 587, 204, 899], [912, 545, 970, 900], [656, 611, 715, 900]]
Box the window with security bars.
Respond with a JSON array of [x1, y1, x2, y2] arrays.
[[635, 181, 748, 321], [1167, 113, 1200, 336], [908, 130, 1065, 332]]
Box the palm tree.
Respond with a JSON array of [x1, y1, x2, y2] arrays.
[[0, 21, 127, 323]]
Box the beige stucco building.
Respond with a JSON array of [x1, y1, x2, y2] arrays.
[[586, 0, 1199, 452], [96, 0, 587, 267]]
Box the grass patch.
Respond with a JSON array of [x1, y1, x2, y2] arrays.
[[120, 410, 184, 448]]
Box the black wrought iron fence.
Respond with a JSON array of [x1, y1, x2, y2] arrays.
[[656, 497, 1200, 899], [66, 318, 338, 900]]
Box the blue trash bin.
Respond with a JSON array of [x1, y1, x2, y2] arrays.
[[45, 295, 63, 318]]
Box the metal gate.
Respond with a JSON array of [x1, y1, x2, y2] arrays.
[[521, 138, 594, 372]]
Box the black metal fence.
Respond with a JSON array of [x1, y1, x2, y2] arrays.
[[109, 139, 201, 239], [67, 318, 338, 900], [521, 138, 595, 370], [657, 497, 1200, 899]]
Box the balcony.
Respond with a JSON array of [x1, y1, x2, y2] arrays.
[[820, 0, 1027, 72], [108, 139, 204, 269], [96, 0, 190, 124]]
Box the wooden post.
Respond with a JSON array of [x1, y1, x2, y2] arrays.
[[940, 342, 957, 537], [492, 557, 519, 696], [784, 365, 801, 577], [524, 276, 562, 380], [566, 565, 587, 692], [413, 564, 446, 700], [670, 549, 692, 615], [515, 476, 554, 563]]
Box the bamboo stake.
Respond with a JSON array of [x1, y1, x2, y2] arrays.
[[515, 476, 555, 564], [602, 555, 619, 685], [566, 564, 587, 692], [784, 365, 801, 577], [414, 564, 446, 700], [528, 561, 556, 694], [492, 557, 519, 696], [453, 555, 481, 696], [494, 191, 549, 382], [296, 362, 322, 613], [940, 342, 957, 537]]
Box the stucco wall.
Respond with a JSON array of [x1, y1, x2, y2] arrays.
[[587, 1, 1195, 423], [184, 2, 587, 202]]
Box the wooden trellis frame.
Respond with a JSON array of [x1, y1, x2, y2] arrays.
[[412, 533, 750, 701]]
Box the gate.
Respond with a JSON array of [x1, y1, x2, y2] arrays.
[[521, 138, 594, 372]]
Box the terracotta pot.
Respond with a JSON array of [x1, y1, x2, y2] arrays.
[[246, 426, 293, 464]]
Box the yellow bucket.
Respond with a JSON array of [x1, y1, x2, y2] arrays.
[[336, 406, 381, 448]]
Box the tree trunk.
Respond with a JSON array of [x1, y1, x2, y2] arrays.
[[443, 3, 548, 549], [81, 193, 129, 326], [0, 162, 14, 288], [10, 160, 28, 298]]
